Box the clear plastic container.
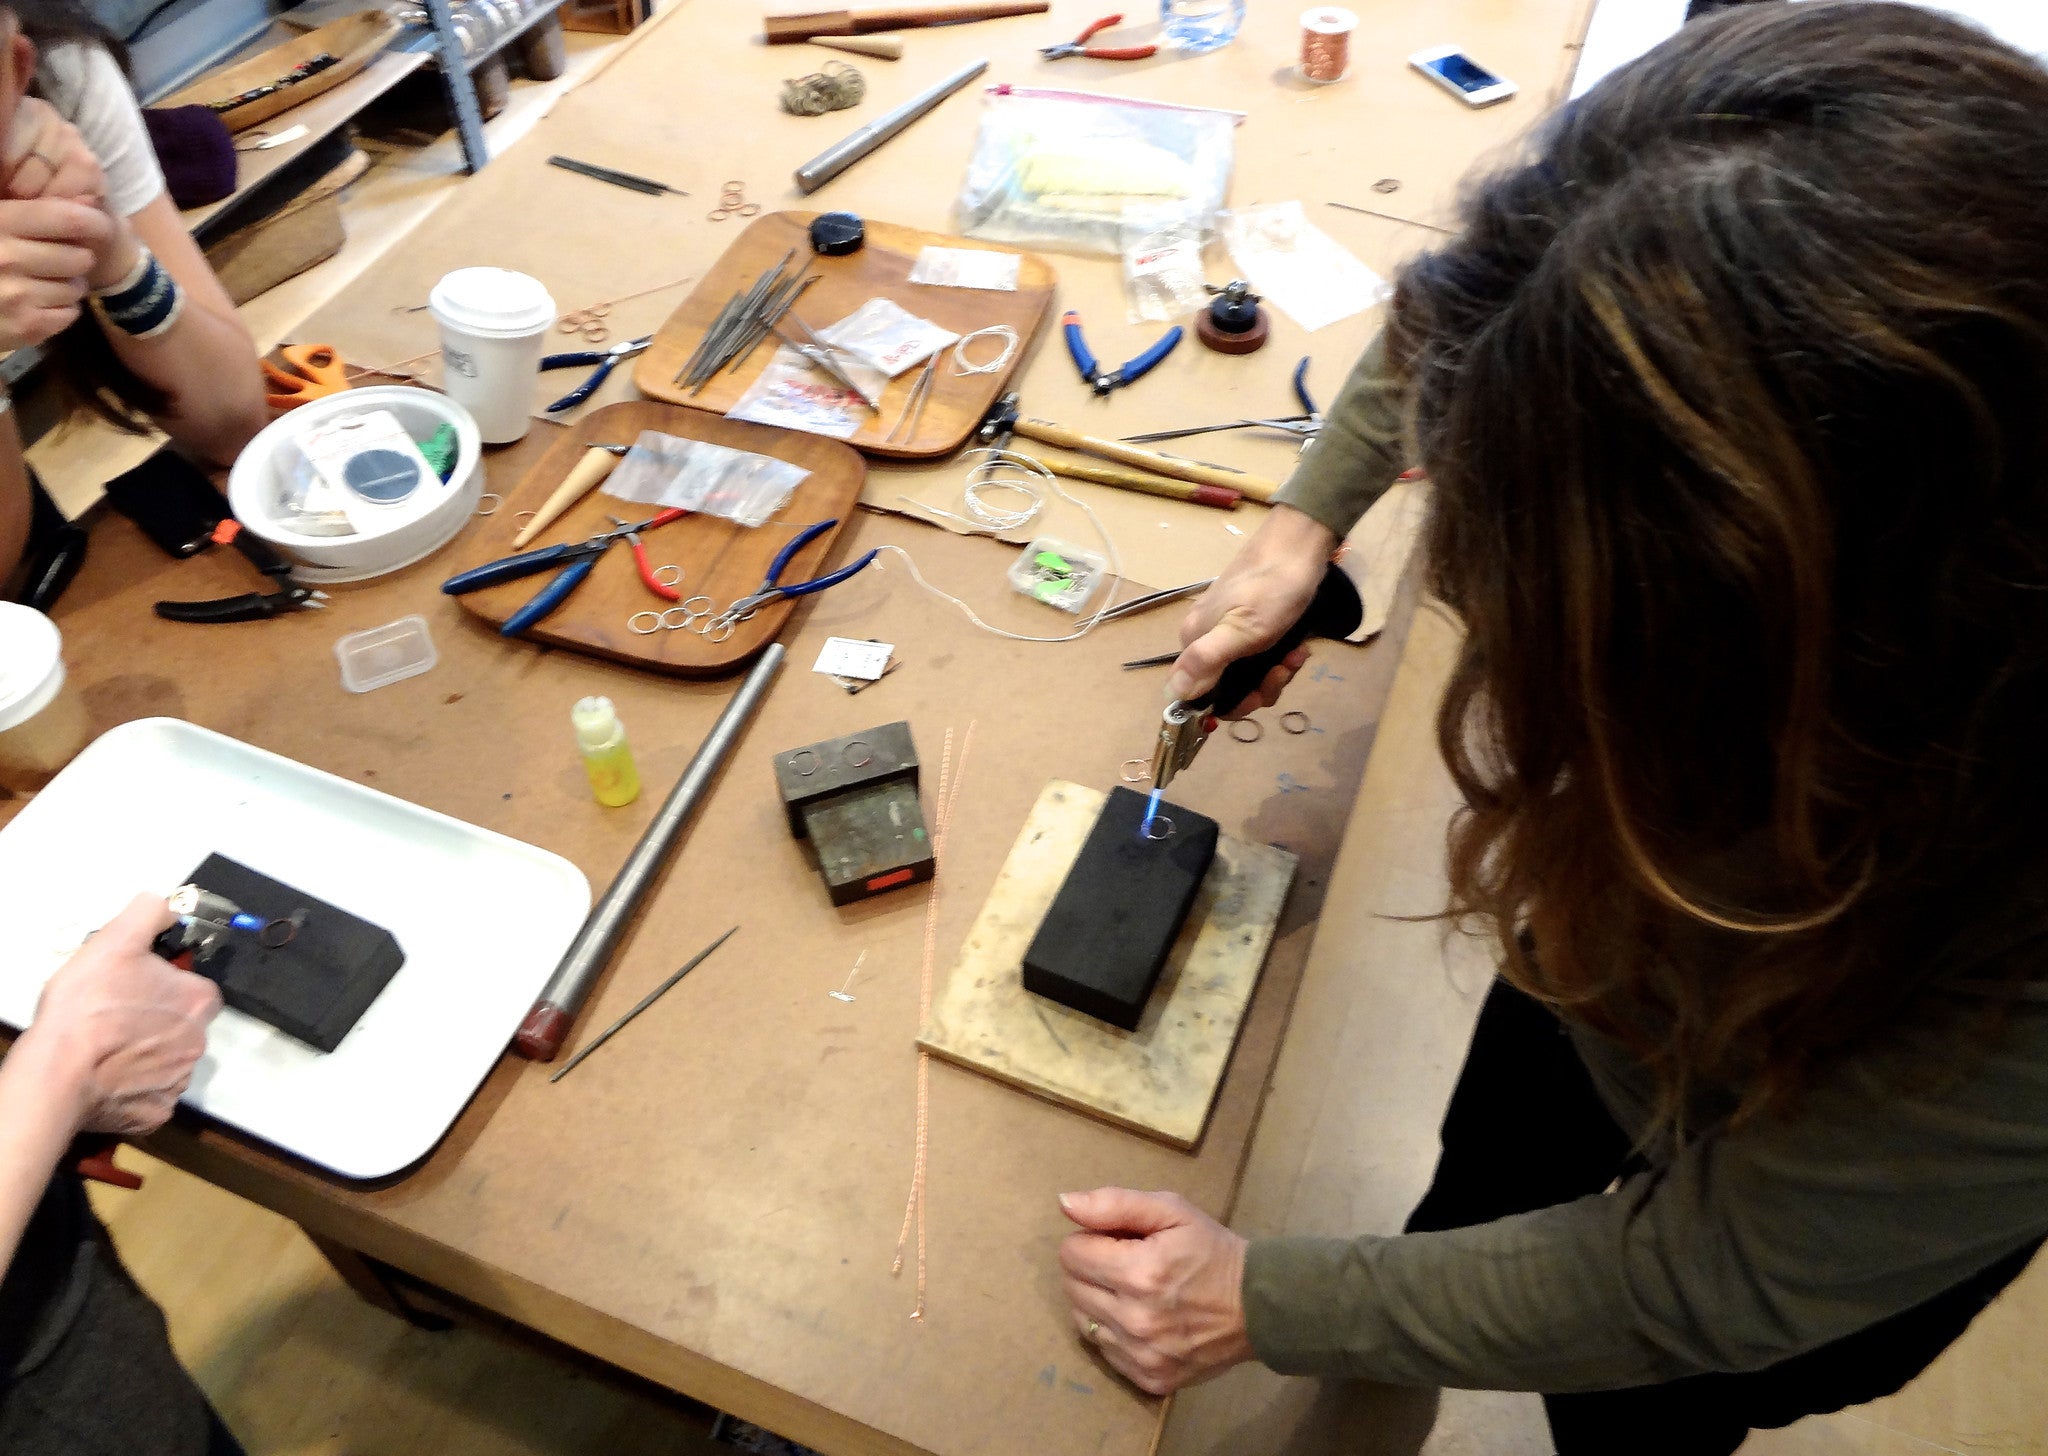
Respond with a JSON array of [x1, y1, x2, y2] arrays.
[[1160, 0, 1245, 53], [334, 615, 438, 693], [1008, 537, 1107, 614]]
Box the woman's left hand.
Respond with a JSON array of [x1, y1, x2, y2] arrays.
[[1057, 1187, 1256, 1396], [3, 98, 104, 208], [2, 97, 139, 291]]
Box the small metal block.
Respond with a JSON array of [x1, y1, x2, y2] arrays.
[[774, 720, 920, 838]]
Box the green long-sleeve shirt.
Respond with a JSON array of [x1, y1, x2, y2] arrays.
[[1273, 330, 1410, 537], [1244, 338, 2048, 1392]]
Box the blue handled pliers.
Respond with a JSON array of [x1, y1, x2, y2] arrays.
[[1061, 310, 1182, 395], [440, 510, 677, 636], [540, 334, 653, 413], [708, 519, 878, 634]]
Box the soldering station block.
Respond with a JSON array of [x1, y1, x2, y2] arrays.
[[775, 721, 933, 904], [177, 854, 405, 1053], [1022, 786, 1219, 1031]]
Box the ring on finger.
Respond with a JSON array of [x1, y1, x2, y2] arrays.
[[1086, 1319, 1100, 1341]]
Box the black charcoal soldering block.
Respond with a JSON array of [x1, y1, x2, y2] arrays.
[[1022, 787, 1219, 1031], [181, 854, 404, 1053]]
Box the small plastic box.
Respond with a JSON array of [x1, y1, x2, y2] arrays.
[[335, 615, 438, 693], [1008, 536, 1107, 614]]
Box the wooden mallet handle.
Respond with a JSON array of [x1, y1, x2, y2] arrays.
[[764, 0, 1047, 42], [1013, 418, 1281, 503], [1029, 451, 1241, 509]]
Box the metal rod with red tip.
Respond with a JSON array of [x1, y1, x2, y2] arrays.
[[513, 644, 786, 1061]]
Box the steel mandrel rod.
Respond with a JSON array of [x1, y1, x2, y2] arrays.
[[513, 645, 787, 1061]]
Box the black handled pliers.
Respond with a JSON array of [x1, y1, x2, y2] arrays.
[[540, 334, 653, 413], [154, 519, 329, 624], [1118, 356, 1325, 452], [1040, 14, 1157, 59], [1062, 310, 1182, 395]]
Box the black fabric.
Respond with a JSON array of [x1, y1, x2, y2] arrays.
[[0, 1192, 240, 1456], [1406, 979, 2046, 1456], [0, 1173, 91, 1378]]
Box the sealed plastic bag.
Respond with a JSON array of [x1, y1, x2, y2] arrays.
[[1121, 201, 1210, 323], [602, 431, 810, 528], [958, 85, 1241, 255]]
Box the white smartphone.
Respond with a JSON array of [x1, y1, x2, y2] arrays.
[[1409, 46, 1519, 108]]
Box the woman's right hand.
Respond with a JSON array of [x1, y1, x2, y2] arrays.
[[1166, 504, 1340, 715], [0, 96, 111, 349], [25, 894, 222, 1138]]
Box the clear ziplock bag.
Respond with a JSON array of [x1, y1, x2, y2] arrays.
[[957, 85, 1241, 256]]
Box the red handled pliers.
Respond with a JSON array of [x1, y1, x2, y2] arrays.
[[1040, 14, 1157, 60], [607, 512, 686, 601]]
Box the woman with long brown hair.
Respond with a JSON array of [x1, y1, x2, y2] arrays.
[[1062, 4, 2048, 1449]]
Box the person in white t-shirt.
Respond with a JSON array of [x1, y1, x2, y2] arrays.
[[0, 11, 251, 1452], [0, 0, 265, 576]]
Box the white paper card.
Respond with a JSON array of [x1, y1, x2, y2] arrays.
[[908, 247, 1022, 291], [813, 637, 893, 681], [1220, 202, 1391, 333]]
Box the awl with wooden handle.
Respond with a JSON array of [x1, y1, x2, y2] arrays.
[[764, 0, 1045, 42], [511, 445, 630, 548], [1026, 450, 1241, 509], [1013, 417, 1280, 503]]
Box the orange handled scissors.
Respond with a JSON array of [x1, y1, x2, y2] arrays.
[[262, 342, 352, 410]]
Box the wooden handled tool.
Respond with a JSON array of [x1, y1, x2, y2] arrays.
[[811, 33, 903, 57], [764, 0, 1047, 43], [1013, 418, 1281, 503], [1027, 451, 1241, 510], [511, 445, 625, 547]]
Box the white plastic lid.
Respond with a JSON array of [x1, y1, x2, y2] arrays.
[[571, 695, 623, 752], [0, 603, 64, 732], [1302, 6, 1357, 32], [428, 267, 556, 339]]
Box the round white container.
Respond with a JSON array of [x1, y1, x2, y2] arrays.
[[428, 267, 556, 444], [0, 603, 91, 790], [228, 387, 483, 583]]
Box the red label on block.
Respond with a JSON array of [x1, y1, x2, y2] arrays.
[[866, 868, 916, 893]]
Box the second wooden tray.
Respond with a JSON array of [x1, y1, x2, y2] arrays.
[[632, 211, 1055, 459], [445, 402, 866, 675]]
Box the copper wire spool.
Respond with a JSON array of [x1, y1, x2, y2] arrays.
[[1299, 6, 1357, 84]]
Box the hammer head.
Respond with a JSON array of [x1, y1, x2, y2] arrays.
[[977, 392, 1021, 449]]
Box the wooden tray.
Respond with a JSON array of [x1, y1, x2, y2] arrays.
[[445, 401, 866, 675], [632, 211, 1055, 460], [164, 11, 400, 134]]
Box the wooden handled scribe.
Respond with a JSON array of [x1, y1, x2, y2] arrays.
[[1026, 451, 1241, 509], [764, 0, 1047, 42], [1013, 418, 1281, 503], [511, 446, 624, 547]]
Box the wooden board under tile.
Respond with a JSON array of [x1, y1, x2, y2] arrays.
[[443, 400, 864, 675], [631, 211, 1055, 459], [918, 779, 1297, 1150]]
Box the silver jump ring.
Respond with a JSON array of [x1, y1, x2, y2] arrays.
[[659, 606, 693, 630], [1120, 758, 1149, 783], [1280, 711, 1312, 735], [653, 563, 684, 588], [1142, 815, 1175, 841], [1229, 718, 1263, 743], [628, 610, 663, 635], [475, 492, 502, 516]]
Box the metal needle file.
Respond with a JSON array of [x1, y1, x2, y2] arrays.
[[549, 926, 739, 1083]]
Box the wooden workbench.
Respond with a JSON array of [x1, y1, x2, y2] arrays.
[[21, 0, 1594, 1452]]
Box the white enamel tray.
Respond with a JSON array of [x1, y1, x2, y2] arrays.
[[0, 718, 589, 1179]]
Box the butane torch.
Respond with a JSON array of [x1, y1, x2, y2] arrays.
[[1144, 564, 1365, 830]]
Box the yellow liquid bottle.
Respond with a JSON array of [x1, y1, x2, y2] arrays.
[[572, 695, 641, 807]]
